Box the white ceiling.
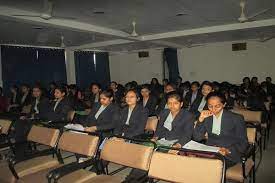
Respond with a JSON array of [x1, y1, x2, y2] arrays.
[[0, 0, 274, 51]]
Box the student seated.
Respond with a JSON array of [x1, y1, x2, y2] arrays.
[[42, 86, 72, 122], [110, 81, 124, 105], [189, 81, 214, 118], [0, 87, 8, 113], [150, 78, 163, 99], [19, 85, 49, 120], [77, 90, 120, 133], [13, 85, 49, 159], [156, 82, 177, 115], [139, 84, 158, 116], [8, 85, 20, 111], [222, 90, 235, 110], [85, 83, 101, 108], [185, 81, 200, 107], [115, 89, 148, 138], [8, 84, 31, 113], [154, 92, 195, 147], [193, 92, 248, 168], [18, 84, 32, 110]]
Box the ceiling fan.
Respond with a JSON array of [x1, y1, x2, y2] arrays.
[[130, 21, 139, 37], [11, 0, 76, 20], [238, 0, 270, 23], [60, 35, 66, 48]]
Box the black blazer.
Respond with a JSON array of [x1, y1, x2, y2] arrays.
[[43, 98, 72, 122], [81, 103, 120, 131], [140, 95, 158, 116], [193, 110, 248, 163], [115, 104, 148, 138], [19, 92, 32, 108], [156, 97, 167, 115], [9, 93, 21, 105], [113, 89, 124, 105], [225, 97, 235, 110], [189, 95, 208, 118], [29, 97, 50, 117], [155, 109, 195, 146], [185, 91, 200, 106]]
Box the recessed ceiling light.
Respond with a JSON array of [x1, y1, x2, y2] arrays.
[[93, 10, 105, 14], [32, 27, 43, 30], [176, 13, 187, 16]]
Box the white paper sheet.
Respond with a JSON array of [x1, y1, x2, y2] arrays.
[[183, 140, 220, 153], [64, 124, 85, 131], [157, 138, 178, 147]]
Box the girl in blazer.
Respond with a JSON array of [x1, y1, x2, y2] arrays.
[[44, 86, 72, 122], [139, 84, 158, 116], [154, 91, 195, 146], [193, 92, 248, 168], [189, 81, 214, 118], [115, 89, 148, 138], [82, 90, 120, 132]]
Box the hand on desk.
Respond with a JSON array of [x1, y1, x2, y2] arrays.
[[218, 147, 231, 156], [84, 126, 97, 132]]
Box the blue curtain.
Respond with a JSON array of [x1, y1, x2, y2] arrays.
[[95, 52, 111, 89], [164, 48, 180, 83], [1, 45, 67, 93], [35, 48, 67, 86], [75, 51, 110, 90]]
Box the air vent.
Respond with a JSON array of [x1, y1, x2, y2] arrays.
[[138, 51, 149, 58], [232, 43, 247, 51]]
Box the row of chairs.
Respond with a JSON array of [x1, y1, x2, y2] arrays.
[[0, 104, 269, 183], [0, 125, 227, 183]]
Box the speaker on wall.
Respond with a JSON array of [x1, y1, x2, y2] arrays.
[[232, 43, 247, 51], [138, 51, 149, 58]]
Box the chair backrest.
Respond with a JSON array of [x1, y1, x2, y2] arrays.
[[67, 110, 76, 122], [0, 119, 12, 135], [247, 128, 256, 144], [100, 138, 154, 171], [58, 131, 99, 157], [148, 152, 224, 183], [21, 104, 32, 114], [232, 109, 262, 123], [145, 116, 158, 132], [27, 126, 60, 147]]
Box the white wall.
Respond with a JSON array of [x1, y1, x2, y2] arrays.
[[109, 49, 163, 84], [178, 39, 275, 84], [109, 39, 275, 84]]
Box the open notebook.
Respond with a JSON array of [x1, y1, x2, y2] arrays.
[[183, 140, 220, 153]]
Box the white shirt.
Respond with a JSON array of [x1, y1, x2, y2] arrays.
[[125, 107, 134, 125], [94, 94, 99, 103], [21, 92, 28, 104], [53, 100, 61, 112], [12, 93, 17, 103], [212, 110, 223, 135], [34, 98, 39, 113], [95, 105, 107, 119], [191, 91, 198, 104], [198, 97, 206, 112], [183, 89, 189, 98], [143, 98, 149, 107], [163, 112, 174, 131]]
